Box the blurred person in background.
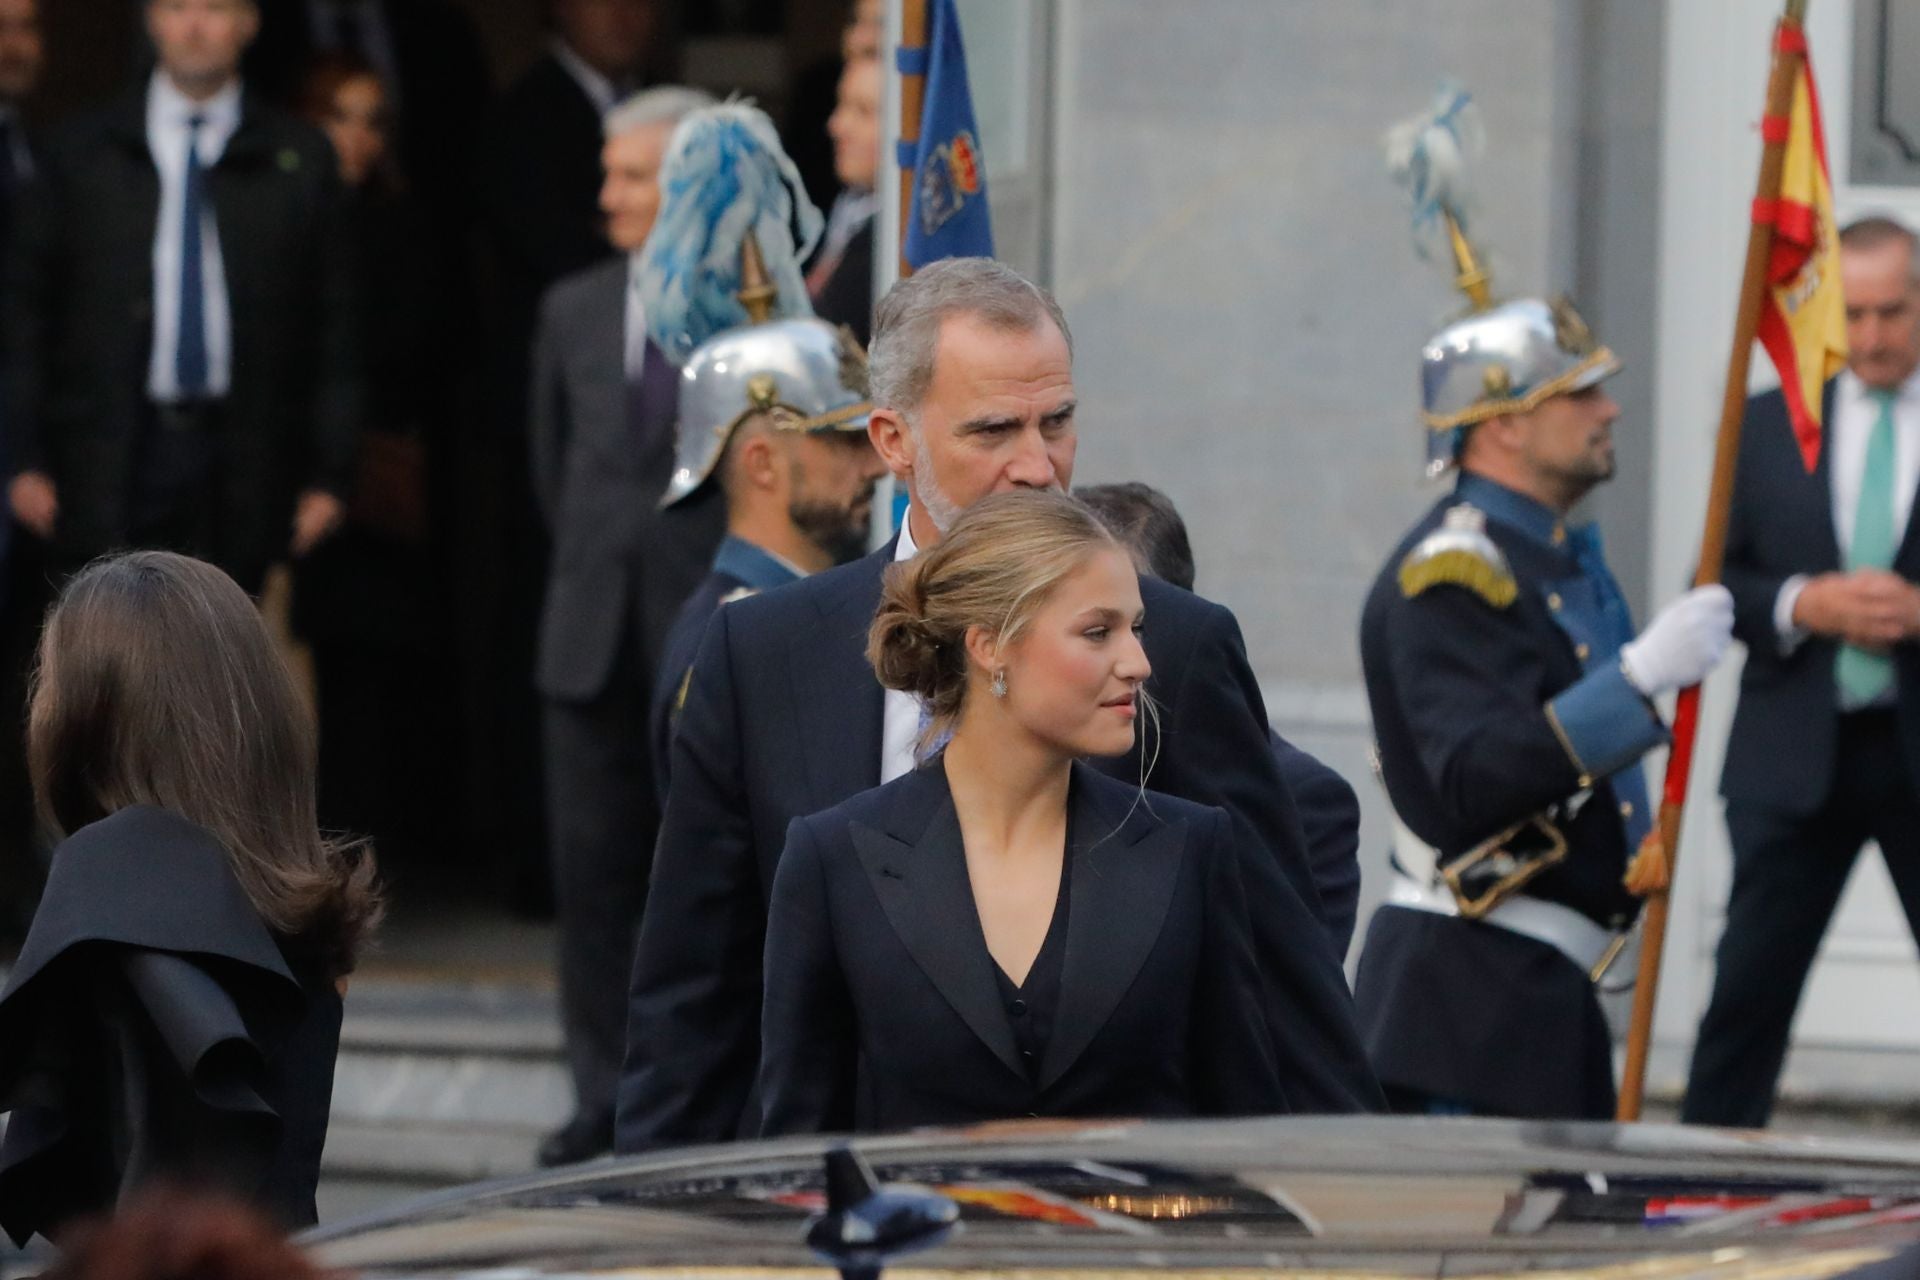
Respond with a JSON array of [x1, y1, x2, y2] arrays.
[[528, 84, 721, 1168], [242, 0, 492, 227], [1, 0, 361, 595], [805, 49, 879, 346], [463, 0, 660, 917], [787, 0, 880, 213], [290, 52, 458, 872], [0, 551, 380, 1247]]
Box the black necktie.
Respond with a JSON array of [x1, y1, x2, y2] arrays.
[[177, 114, 210, 397]]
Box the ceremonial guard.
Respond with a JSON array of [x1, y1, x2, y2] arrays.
[[649, 312, 884, 802], [1353, 93, 1735, 1118]]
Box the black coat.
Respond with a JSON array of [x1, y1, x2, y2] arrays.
[[1720, 380, 1920, 814], [616, 545, 1380, 1152], [759, 760, 1293, 1134], [0, 807, 342, 1245], [1, 87, 361, 582]]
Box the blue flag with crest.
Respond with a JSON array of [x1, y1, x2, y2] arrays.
[[901, 0, 994, 267]]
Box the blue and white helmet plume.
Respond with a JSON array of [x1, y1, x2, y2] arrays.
[[637, 101, 825, 366], [1383, 84, 1486, 283]]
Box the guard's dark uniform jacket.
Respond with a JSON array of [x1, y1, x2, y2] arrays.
[[650, 534, 804, 804], [1353, 472, 1665, 1119]]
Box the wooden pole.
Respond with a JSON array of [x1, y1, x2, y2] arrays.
[[1615, 0, 1811, 1122], [896, 0, 929, 278]]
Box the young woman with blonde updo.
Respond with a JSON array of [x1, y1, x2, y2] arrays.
[[757, 489, 1317, 1133]]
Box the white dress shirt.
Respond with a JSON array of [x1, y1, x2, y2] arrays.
[[551, 38, 624, 118], [1774, 368, 1920, 646], [879, 515, 925, 784], [145, 73, 239, 402], [625, 254, 649, 379]]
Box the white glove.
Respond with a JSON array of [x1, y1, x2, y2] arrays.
[[1619, 584, 1735, 697]]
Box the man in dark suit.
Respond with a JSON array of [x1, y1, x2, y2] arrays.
[[529, 84, 722, 1167], [242, 0, 492, 222], [617, 257, 1380, 1154], [1683, 216, 1920, 1127], [1076, 480, 1364, 956], [2, 0, 358, 596]]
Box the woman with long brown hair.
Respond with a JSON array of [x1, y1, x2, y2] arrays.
[[0, 551, 380, 1246], [758, 490, 1358, 1134]]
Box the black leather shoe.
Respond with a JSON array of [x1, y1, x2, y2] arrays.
[[537, 1113, 613, 1168]]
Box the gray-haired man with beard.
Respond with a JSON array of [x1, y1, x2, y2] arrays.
[[616, 257, 1380, 1154]]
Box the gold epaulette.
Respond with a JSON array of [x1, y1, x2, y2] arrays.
[[1397, 504, 1517, 609]]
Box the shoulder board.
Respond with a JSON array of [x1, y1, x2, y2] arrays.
[[673, 667, 693, 716], [719, 586, 759, 605], [1397, 504, 1518, 610]]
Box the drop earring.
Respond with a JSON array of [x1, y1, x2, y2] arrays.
[[990, 668, 1008, 698]]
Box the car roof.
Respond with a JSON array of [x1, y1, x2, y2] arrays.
[[305, 1117, 1920, 1279]]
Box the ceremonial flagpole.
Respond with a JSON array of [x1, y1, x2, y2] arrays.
[[1615, 0, 1812, 1122], [896, 0, 929, 279]]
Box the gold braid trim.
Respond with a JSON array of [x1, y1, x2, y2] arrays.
[[1398, 549, 1518, 609], [1422, 346, 1620, 431], [771, 400, 872, 433], [1542, 698, 1595, 790]]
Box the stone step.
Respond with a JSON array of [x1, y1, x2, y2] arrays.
[[326, 978, 569, 1186]]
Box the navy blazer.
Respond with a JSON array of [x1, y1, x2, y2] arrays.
[[760, 761, 1301, 1133], [617, 544, 1379, 1152], [1721, 380, 1920, 814]]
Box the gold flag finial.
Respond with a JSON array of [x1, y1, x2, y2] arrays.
[[1444, 210, 1493, 312]]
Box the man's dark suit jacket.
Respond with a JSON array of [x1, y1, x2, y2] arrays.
[[1, 87, 360, 583], [1721, 380, 1920, 814], [528, 258, 723, 702], [760, 760, 1317, 1134], [616, 544, 1381, 1152], [1270, 729, 1361, 955], [244, 0, 492, 214]]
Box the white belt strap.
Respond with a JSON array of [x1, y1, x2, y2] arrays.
[[1388, 816, 1620, 976]]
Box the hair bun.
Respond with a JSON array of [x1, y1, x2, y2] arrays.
[[869, 559, 950, 700]]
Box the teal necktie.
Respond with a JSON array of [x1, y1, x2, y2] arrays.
[[1837, 389, 1900, 707]]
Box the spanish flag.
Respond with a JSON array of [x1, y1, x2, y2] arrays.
[[1753, 21, 1847, 475]]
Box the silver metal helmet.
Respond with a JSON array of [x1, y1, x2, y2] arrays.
[[662, 317, 873, 507], [1419, 294, 1621, 478]]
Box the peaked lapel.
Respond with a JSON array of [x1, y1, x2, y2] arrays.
[[790, 548, 889, 805], [1039, 766, 1186, 1090], [849, 766, 1025, 1078]]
